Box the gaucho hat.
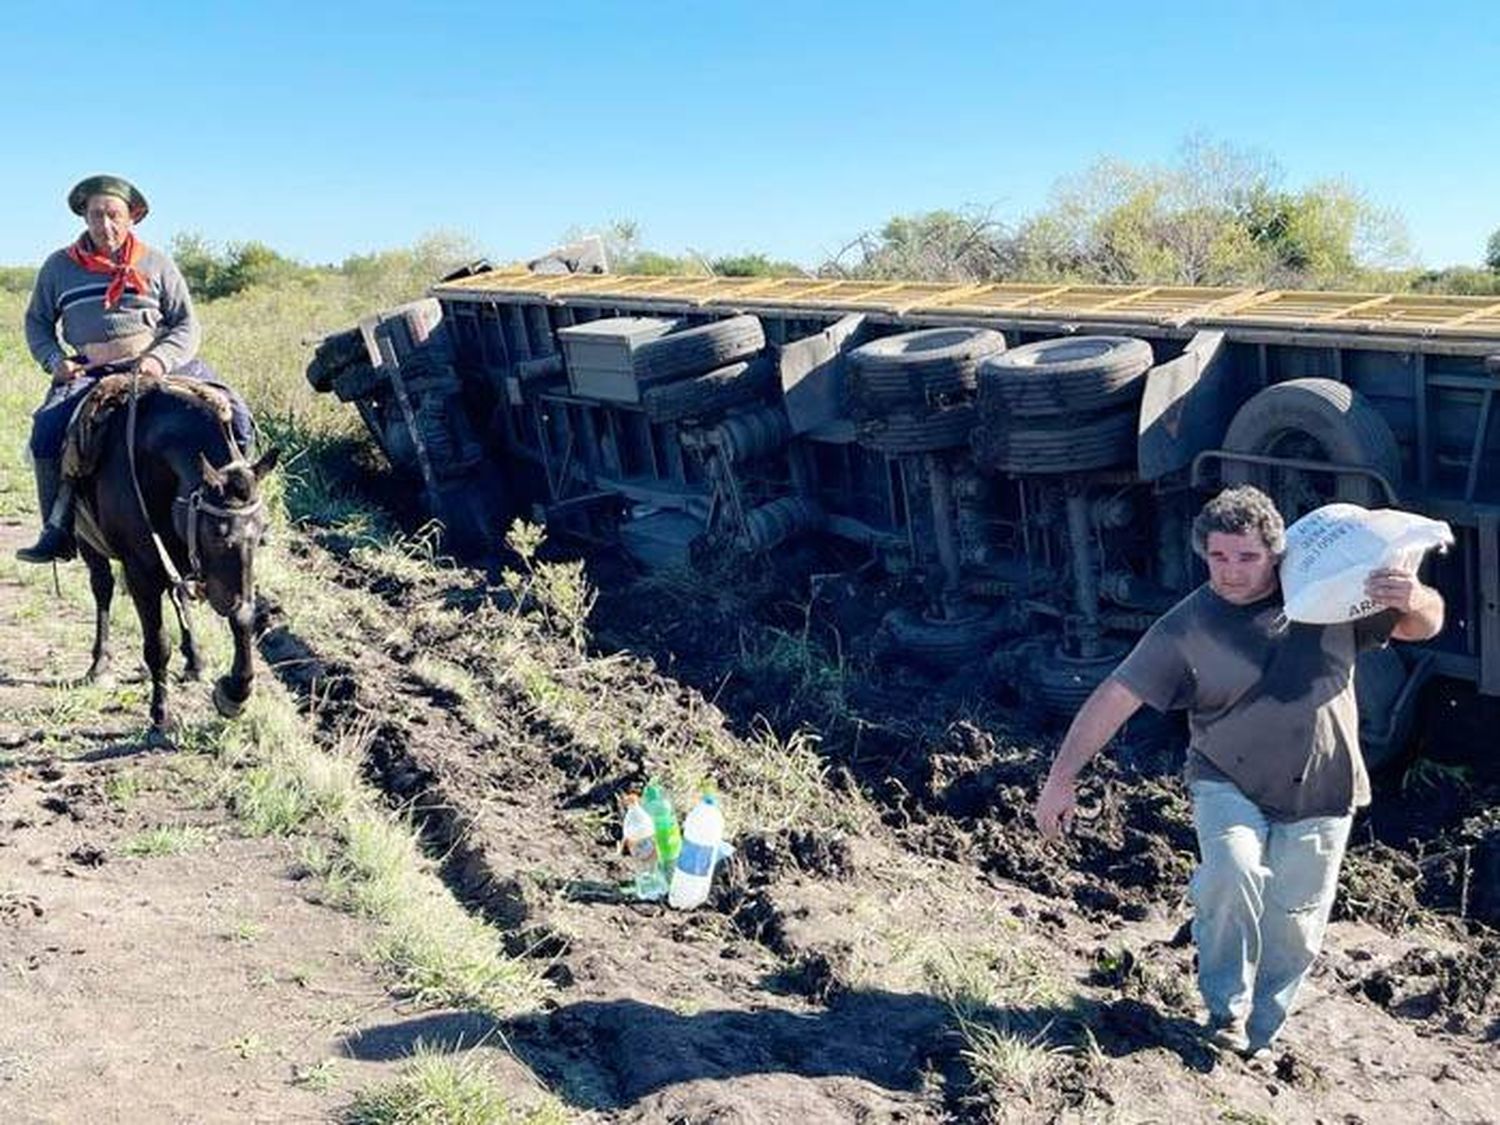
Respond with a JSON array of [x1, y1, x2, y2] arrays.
[[68, 175, 149, 222]]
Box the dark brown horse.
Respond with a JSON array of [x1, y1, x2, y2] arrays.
[[71, 377, 277, 732]]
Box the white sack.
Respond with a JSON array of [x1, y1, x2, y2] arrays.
[[1281, 503, 1453, 624]]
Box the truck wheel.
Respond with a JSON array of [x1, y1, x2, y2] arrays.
[[881, 606, 1008, 675], [306, 327, 368, 392], [848, 327, 1006, 414], [640, 355, 776, 423], [975, 335, 1153, 417], [1221, 378, 1401, 511], [633, 315, 765, 384], [856, 403, 977, 453], [1030, 642, 1127, 719], [971, 407, 1137, 474]]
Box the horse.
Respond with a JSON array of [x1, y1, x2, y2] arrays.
[[67, 372, 278, 732]]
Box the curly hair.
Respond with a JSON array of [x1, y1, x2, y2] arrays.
[[1191, 485, 1286, 558]]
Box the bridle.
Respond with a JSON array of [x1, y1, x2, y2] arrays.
[[120, 365, 260, 619], [173, 471, 265, 580]]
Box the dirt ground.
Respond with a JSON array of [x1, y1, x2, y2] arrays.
[[0, 519, 506, 1124], [3, 508, 1498, 1123]]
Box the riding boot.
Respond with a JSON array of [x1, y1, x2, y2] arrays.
[[16, 458, 77, 564]]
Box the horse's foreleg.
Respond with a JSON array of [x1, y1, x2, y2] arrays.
[[128, 578, 172, 731], [212, 608, 254, 719], [80, 545, 114, 685]]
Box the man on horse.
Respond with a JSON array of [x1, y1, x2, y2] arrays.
[[19, 174, 255, 564]]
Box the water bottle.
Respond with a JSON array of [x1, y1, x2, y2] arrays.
[[641, 781, 681, 874], [669, 793, 725, 910], [621, 795, 667, 900]]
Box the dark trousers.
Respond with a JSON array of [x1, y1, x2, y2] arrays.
[[30, 357, 256, 460]]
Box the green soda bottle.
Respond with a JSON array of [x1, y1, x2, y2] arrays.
[[641, 780, 682, 875]]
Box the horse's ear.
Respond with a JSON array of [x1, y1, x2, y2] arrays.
[[199, 453, 226, 489], [251, 448, 281, 480]]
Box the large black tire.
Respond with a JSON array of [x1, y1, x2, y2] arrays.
[[881, 606, 1007, 675], [639, 355, 776, 423], [1029, 643, 1128, 719], [632, 315, 765, 384], [856, 404, 977, 453], [971, 407, 1137, 474], [1221, 378, 1402, 511], [306, 327, 368, 392], [975, 335, 1153, 418], [847, 328, 1006, 414], [330, 363, 385, 403]]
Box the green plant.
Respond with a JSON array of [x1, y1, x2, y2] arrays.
[[292, 1058, 340, 1093], [344, 1041, 568, 1125], [123, 824, 210, 857], [502, 521, 596, 651]]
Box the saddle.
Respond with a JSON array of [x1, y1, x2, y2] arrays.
[[62, 373, 236, 481]]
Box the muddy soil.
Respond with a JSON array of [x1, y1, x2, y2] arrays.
[[248, 523, 1499, 1123]]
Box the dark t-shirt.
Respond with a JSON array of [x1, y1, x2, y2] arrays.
[[1111, 583, 1396, 819]]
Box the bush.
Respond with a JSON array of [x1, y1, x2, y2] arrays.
[[0, 265, 36, 295], [172, 233, 306, 301]]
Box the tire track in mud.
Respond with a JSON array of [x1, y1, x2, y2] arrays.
[[254, 585, 571, 961], [251, 539, 967, 1120], [249, 532, 1500, 1123]]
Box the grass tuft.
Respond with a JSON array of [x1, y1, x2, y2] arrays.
[[122, 824, 211, 857], [344, 1041, 569, 1125]]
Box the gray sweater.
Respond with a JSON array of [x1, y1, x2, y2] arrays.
[[24, 241, 201, 375]]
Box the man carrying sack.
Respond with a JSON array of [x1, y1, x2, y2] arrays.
[[1033, 485, 1444, 1057]]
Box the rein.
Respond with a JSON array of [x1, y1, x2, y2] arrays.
[[123, 367, 258, 610]]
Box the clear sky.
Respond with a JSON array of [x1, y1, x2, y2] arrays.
[[3, 0, 1496, 270]]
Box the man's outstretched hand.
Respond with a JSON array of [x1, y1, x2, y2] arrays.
[[1034, 774, 1078, 840]]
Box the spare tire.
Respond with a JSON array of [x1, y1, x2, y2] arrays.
[[856, 403, 977, 453], [632, 315, 765, 384], [976, 335, 1153, 418], [971, 407, 1138, 474], [1221, 378, 1401, 511], [848, 327, 1006, 415], [1030, 642, 1128, 719], [880, 606, 1008, 675], [306, 327, 369, 392], [640, 355, 776, 423]]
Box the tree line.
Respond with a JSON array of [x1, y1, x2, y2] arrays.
[[1, 140, 1495, 298]]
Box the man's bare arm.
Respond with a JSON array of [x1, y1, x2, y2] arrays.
[[1366, 568, 1445, 641], [1033, 677, 1144, 839]]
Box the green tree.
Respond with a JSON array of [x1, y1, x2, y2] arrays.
[[1486, 229, 1500, 273], [823, 207, 1014, 281], [711, 252, 803, 277], [1008, 138, 1409, 288]]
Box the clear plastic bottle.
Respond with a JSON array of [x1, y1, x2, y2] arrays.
[[622, 795, 667, 900], [668, 793, 724, 910], [641, 780, 682, 874]]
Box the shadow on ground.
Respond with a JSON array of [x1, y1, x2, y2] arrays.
[[339, 989, 1220, 1111]]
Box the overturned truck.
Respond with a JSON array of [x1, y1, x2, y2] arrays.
[[309, 269, 1500, 765]]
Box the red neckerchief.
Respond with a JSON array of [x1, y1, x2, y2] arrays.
[[66, 231, 149, 309]]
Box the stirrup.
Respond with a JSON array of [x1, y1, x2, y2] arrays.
[[16, 525, 76, 564]]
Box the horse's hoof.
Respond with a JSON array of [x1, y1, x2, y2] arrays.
[[84, 668, 115, 690], [181, 664, 204, 684], [213, 677, 248, 718]]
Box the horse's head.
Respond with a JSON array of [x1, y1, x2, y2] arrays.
[[184, 448, 279, 623]]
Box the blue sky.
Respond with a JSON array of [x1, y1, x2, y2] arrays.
[[4, 1, 1496, 270]]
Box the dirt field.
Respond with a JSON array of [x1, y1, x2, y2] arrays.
[[2, 502, 1497, 1123]]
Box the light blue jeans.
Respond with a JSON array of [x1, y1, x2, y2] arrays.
[[1189, 780, 1352, 1049]]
